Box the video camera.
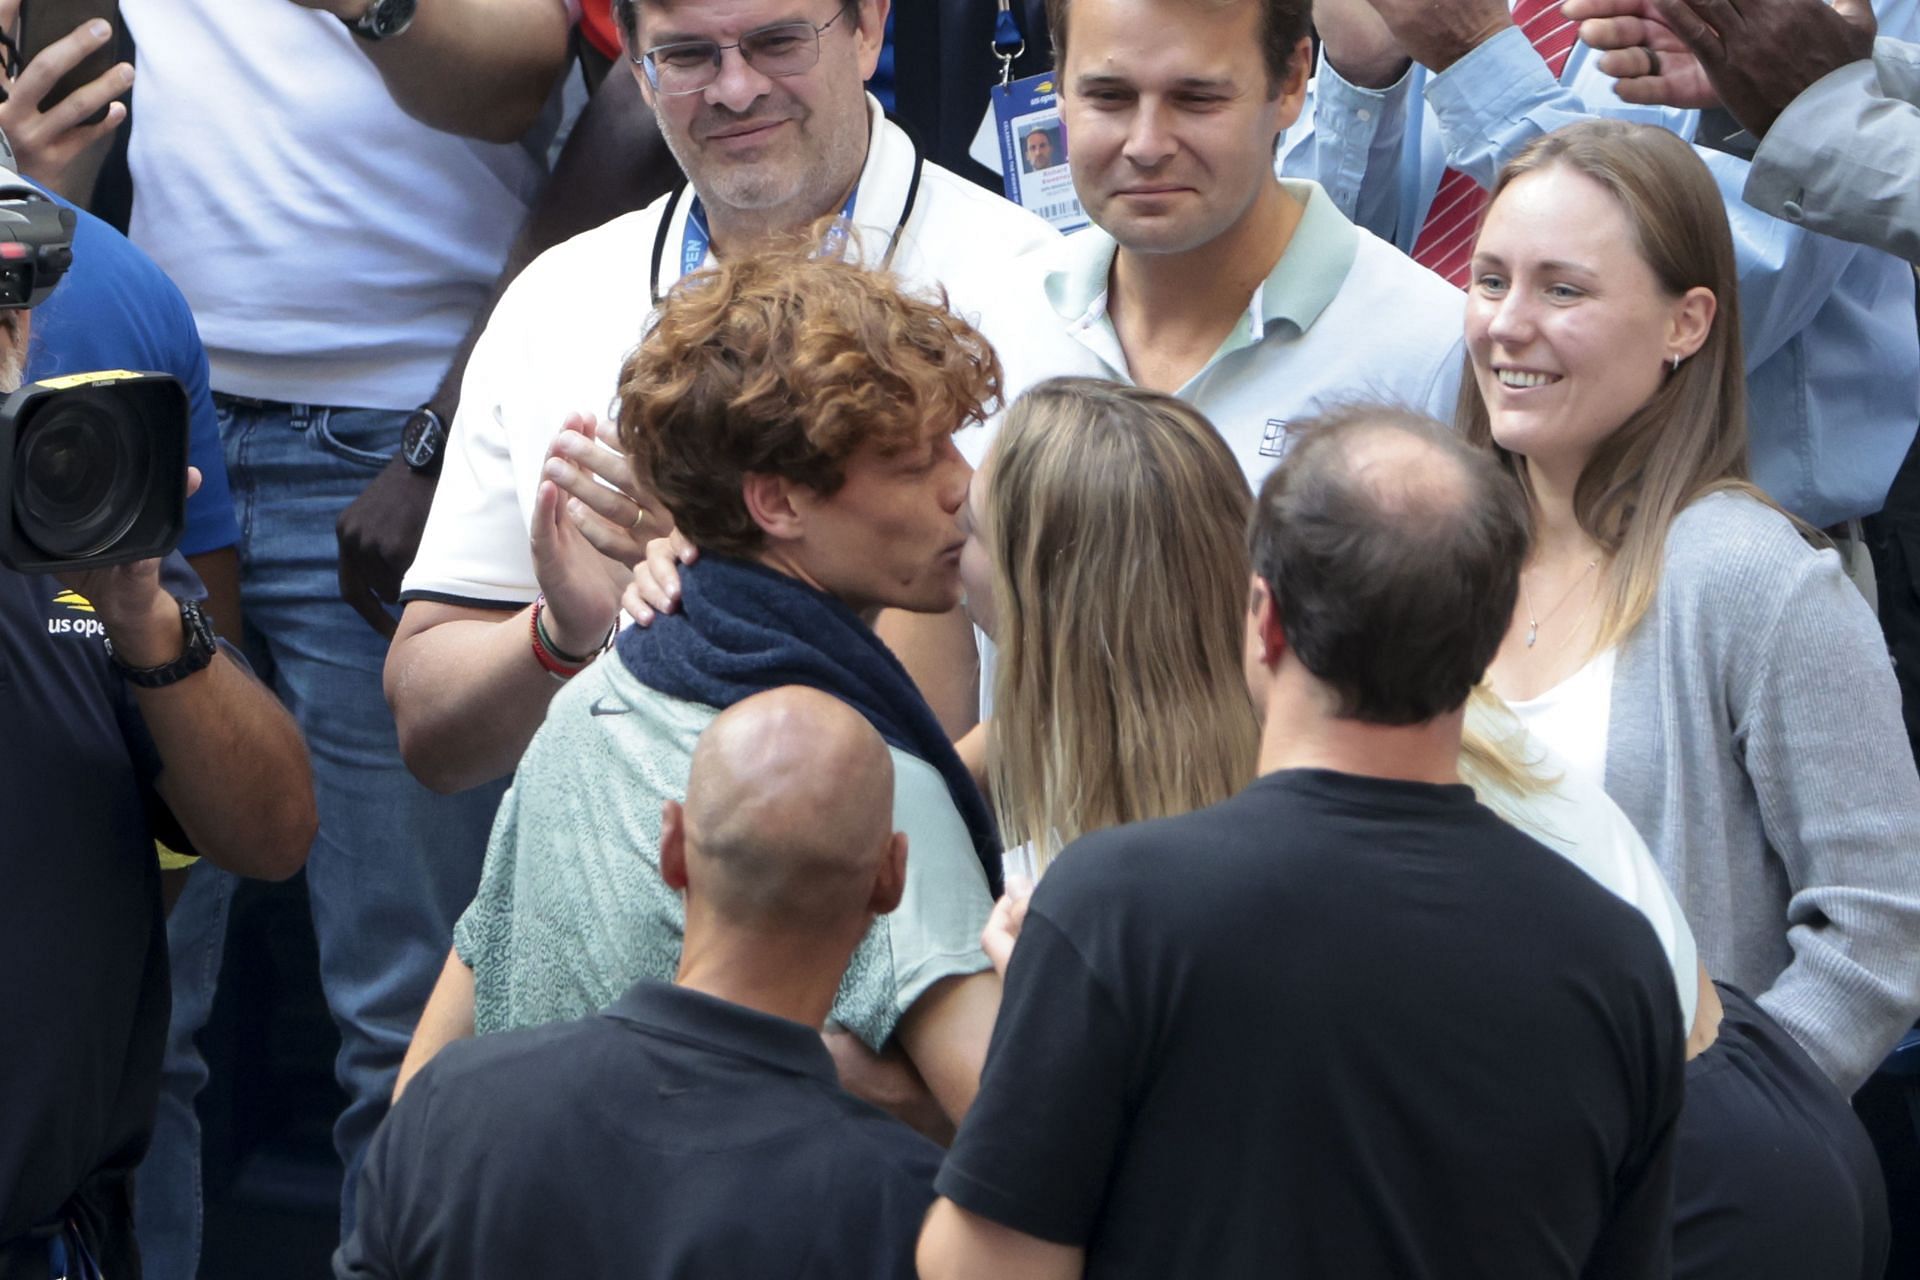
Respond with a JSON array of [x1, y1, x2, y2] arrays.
[[1, 371, 191, 573], [0, 170, 73, 309], [0, 169, 192, 574]]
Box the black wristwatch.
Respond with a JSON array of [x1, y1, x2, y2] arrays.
[[401, 406, 446, 477], [107, 596, 218, 689], [340, 0, 418, 42]]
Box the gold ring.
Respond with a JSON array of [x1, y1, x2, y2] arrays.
[[630, 505, 646, 530]]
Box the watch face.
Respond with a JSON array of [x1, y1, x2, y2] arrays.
[[402, 410, 444, 469], [364, 0, 417, 38]]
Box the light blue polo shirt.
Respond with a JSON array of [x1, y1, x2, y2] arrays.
[[1028, 179, 1467, 486]]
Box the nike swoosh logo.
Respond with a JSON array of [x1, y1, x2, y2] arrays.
[[589, 696, 630, 717]]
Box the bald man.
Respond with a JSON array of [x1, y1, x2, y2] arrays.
[[335, 688, 942, 1280]]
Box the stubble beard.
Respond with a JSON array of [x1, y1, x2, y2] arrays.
[[660, 99, 871, 241]]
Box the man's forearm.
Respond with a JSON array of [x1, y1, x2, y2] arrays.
[[338, 0, 572, 144], [385, 602, 571, 793], [896, 969, 1001, 1123], [145, 651, 316, 880], [395, 947, 477, 1100], [917, 1200, 1086, 1280]]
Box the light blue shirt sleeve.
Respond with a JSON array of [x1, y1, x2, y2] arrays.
[[1281, 59, 1416, 241], [1747, 39, 1920, 266], [883, 750, 994, 1026]]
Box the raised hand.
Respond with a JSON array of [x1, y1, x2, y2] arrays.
[[621, 528, 699, 627], [542, 413, 671, 564], [0, 2, 132, 199], [1646, 0, 1874, 136], [528, 416, 634, 657], [1356, 0, 1516, 74], [58, 468, 202, 665], [1563, 0, 1721, 109], [1315, 0, 1413, 88]]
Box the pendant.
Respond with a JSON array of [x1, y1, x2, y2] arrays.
[[1525, 621, 1538, 648]]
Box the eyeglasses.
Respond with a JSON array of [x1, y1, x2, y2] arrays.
[[635, 8, 848, 96]]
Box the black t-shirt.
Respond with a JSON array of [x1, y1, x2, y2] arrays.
[[938, 768, 1685, 1279], [336, 981, 944, 1280], [0, 565, 192, 1242]]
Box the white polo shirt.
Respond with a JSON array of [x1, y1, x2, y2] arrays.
[[1024, 178, 1467, 488], [404, 95, 1063, 607]]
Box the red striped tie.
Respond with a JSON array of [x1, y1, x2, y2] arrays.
[[1410, 0, 1580, 287]]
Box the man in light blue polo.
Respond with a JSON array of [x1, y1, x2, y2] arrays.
[[892, 0, 1465, 724], [1017, 0, 1465, 485]]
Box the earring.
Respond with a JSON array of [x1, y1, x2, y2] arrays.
[[1669, 353, 1682, 372]]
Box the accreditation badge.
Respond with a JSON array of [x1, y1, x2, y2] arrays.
[[990, 73, 1089, 234]]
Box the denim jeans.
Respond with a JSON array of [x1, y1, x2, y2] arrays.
[[134, 397, 506, 1274]]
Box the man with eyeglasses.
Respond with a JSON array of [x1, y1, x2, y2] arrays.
[[386, 0, 1059, 795]]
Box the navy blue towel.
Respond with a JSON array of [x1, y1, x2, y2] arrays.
[[618, 555, 1003, 897]]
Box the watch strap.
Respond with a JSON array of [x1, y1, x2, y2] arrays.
[[109, 596, 218, 689]]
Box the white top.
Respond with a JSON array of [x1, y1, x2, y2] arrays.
[[121, 0, 570, 408], [1505, 648, 1617, 796], [1013, 178, 1467, 490], [404, 96, 1065, 605], [1465, 695, 1699, 1031]]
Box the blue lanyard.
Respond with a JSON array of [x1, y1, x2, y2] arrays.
[[679, 187, 859, 279], [648, 127, 925, 303]]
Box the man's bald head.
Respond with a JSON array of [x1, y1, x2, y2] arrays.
[[673, 687, 902, 933], [1248, 405, 1532, 724]]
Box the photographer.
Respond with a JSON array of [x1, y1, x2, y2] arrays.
[[0, 174, 316, 1278]]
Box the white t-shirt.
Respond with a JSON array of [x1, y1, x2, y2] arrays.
[[121, 0, 568, 408], [404, 95, 1064, 605], [1465, 695, 1700, 1031], [1506, 648, 1618, 795]]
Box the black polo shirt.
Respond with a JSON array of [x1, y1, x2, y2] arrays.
[[336, 980, 944, 1280], [0, 562, 199, 1244]]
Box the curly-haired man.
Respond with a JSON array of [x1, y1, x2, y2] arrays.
[[390, 248, 1007, 1135]]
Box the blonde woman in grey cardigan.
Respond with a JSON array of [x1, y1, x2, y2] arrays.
[[1461, 119, 1920, 1108]]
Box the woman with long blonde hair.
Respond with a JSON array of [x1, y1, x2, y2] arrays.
[[966, 378, 1259, 875], [1462, 118, 1895, 1280]]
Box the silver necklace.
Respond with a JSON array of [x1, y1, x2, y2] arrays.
[[1522, 558, 1599, 649]]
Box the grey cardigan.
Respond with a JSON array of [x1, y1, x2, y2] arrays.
[[1608, 492, 1920, 1091]]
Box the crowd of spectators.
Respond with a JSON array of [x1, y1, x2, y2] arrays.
[[5, 0, 1920, 1275]]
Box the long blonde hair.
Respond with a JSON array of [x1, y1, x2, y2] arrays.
[[1456, 120, 1794, 652], [987, 379, 1260, 871]]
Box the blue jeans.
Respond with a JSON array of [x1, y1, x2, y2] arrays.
[[134, 398, 506, 1274]]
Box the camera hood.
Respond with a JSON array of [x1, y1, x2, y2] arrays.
[[0, 370, 189, 574]]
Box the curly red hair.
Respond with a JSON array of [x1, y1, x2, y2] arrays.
[[617, 243, 1003, 557]]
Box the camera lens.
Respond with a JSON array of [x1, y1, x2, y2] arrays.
[[14, 396, 151, 559]]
